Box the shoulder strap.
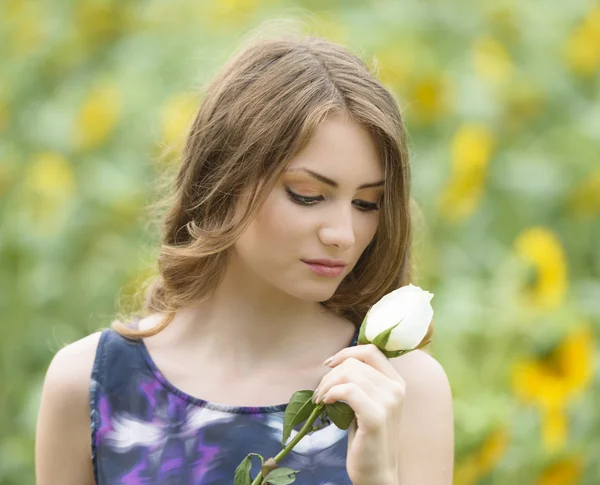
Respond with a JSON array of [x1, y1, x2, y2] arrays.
[[91, 328, 147, 396], [90, 328, 155, 483]]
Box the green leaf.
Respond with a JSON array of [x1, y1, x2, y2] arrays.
[[371, 321, 401, 350], [325, 401, 355, 430], [249, 453, 265, 467], [358, 314, 369, 345], [282, 390, 316, 446], [234, 454, 253, 485], [381, 350, 407, 359], [381, 349, 406, 358], [381, 339, 431, 358], [263, 467, 300, 485]]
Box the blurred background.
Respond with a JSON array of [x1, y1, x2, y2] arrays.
[[1, 0, 599, 483]]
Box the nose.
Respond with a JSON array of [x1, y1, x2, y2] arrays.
[[318, 203, 356, 250]]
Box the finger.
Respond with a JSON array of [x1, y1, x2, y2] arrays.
[[324, 344, 401, 381], [314, 358, 399, 403], [316, 357, 385, 395], [320, 382, 386, 431]]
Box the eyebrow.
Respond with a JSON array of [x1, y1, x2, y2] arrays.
[[284, 168, 384, 190]]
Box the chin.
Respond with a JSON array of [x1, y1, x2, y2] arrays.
[[287, 282, 339, 303]]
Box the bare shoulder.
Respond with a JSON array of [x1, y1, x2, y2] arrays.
[[391, 349, 454, 423], [43, 331, 103, 399], [391, 349, 453, 395], [36, 331, 103, 485], [390, 350, 454, 484]]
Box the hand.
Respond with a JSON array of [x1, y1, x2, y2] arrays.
[[312, 344, 405, 485]]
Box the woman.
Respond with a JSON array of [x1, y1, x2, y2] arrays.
[[35, 33, 454, 485]]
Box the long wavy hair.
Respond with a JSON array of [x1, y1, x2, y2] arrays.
[[113, 32, 429, 340]]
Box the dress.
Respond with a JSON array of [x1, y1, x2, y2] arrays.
[[90, 323, 360, 485]]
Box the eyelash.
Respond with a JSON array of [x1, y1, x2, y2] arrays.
[[285, 187, 380, 212]]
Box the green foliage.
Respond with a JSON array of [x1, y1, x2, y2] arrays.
[[1, 0, 599, 484], [235, 454, 255, 485], [263, 467, 300, 485], [325, 401, 355, 431], [371, 321, 400, 349], [282, 390, 316, 446], [357, 313, 369, 345]]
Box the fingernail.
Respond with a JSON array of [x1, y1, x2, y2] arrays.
[[323, 356, 334, 366], [319, 393, 328, 404]]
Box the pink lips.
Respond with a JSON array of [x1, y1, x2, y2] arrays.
[[302, 259, 347, 277]]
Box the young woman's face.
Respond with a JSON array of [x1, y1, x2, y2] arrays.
[[233, 114, 384, 302]]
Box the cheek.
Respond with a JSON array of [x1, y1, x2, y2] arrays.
[[357, 214, 380, 246], [250, 192, 308, 243]]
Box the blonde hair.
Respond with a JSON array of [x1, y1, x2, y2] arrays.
[[114, 32, 416, 339]]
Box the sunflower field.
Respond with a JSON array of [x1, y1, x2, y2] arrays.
[[1, 0, 599, 484]]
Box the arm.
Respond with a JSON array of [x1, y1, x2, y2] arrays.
[[392, 350, 454, 485], [35, 332, 102, 485], [312, 343, 453, 485]]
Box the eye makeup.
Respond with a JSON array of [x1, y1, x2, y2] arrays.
[[284, 186, 380, 212]]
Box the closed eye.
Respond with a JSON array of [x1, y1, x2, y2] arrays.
[[285, 187, 323, 205], [353, 200, 379, 211], [285, 187, 379, 212]]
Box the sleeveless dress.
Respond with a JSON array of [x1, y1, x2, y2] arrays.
[[90, 324, 360, 485]]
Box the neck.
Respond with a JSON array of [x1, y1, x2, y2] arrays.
[[152, 256, 347, 373]]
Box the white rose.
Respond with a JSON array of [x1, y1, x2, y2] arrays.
[[358, 284, 434, 357]]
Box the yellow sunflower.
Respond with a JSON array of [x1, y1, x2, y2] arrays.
[[75, 82, 121, 151], [540, 405, 568, 453], [405, 73, 452, 126], [513, 227, 567, 311], [564, 6, 600, 76], [567, 170, 600, 218], [512, 325, 595, 451], [23, 153, 76, 234], [453, 427, 509, 485], [159, 92, 198, 163], [472, 36, 514, 85], [537, 456, 584, 485], [438, 124, 494, 223], [513, 326, 594, 407]]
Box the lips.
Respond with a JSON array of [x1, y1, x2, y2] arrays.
[[303, 262, 345, 277], [301, 258, 347, 268]]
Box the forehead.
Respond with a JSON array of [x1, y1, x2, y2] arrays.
[[285, 115, 384, 183]]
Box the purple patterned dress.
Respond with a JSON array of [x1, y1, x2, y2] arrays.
[[90, 326, 359, 484]]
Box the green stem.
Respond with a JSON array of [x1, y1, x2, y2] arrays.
[[250, 404, 325, 485]]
